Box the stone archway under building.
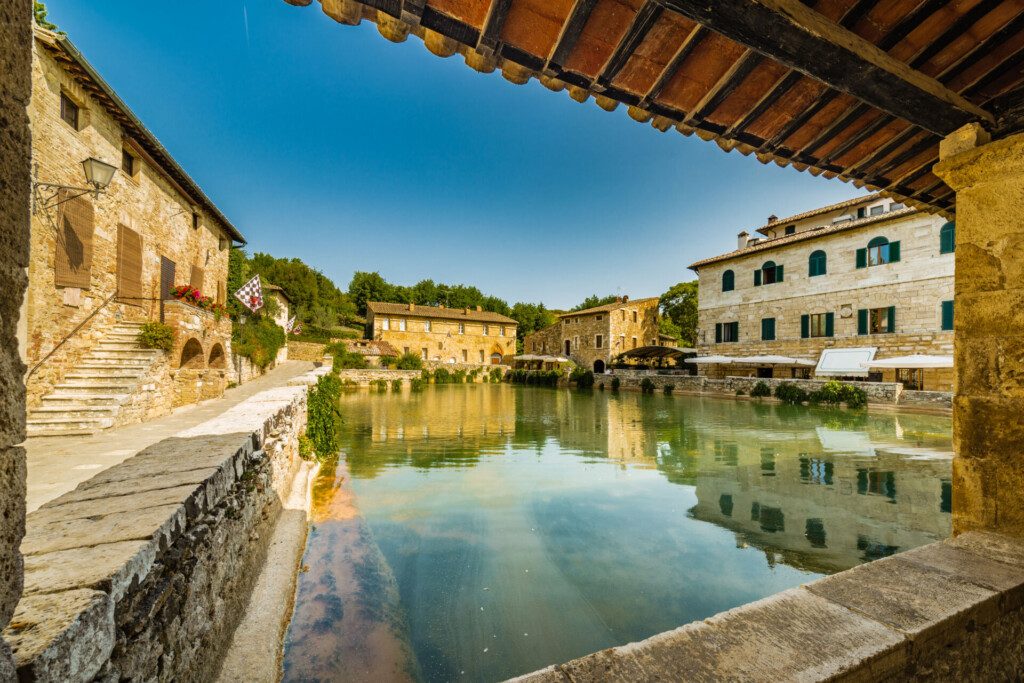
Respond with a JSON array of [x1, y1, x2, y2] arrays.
[[593, 359, 606, 374], [179, 338, 205, 370]]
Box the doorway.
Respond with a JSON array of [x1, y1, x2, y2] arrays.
[[593, 359, 606, 374]]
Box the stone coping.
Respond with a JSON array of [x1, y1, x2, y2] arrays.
[[2, 382, 310, 681], [508, 531, 1024, 682]]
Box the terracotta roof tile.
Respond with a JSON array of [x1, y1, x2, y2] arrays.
[[343, 339, 400, 357], [366, 301, 517, 324], [559, 297, 660, 318]]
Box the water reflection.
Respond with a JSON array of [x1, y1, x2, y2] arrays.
[[284, 385, 952, 682]]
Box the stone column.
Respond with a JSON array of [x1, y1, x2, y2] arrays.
[[933, 127, 1024, 536], [0, 0, 31, 679]]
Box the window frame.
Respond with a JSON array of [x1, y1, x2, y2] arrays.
[[808, 250, 827, 277], [60, 92, 80, 130], [761, 317, 776, 342], [121, 147, 137, 178], [595, 334, 603, 349], [722, 269, 735, 292]]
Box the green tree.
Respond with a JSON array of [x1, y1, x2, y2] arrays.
[[34, 2, 59, 31], [572, 295, 619, 311], [226, 247, 251, 319], [660, 281, 699, 347], [348, 271, 393, 316]]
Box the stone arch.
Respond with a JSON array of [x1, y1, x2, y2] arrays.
[[208, 342, 226, 369], [593, 359, 606, 373], [180, 338, 205, 369]]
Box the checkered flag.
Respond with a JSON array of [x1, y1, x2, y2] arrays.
[[234, 275, 264, 312], [286, 316, 297, 333]]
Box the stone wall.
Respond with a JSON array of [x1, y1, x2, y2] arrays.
[[287, 340, 327, 362], [369, 305, 517, 364], [23, 37, 235, 407], [336, 369, 421, 385], [163, 300, 231, 407], [1, 1, 31, 679], [695, 211, 955, 391], [230, 354, 275, 387], [3, 384, 309, 682]]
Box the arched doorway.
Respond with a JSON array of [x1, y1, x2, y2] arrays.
[[490, 353, 503, 365], [593, 359, 606, 374]]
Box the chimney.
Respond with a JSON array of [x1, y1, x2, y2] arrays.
[[465, 307, 472, 315], [439, 304, 445, 309], [738, 231, 750, 249], [767, 214, 778, 224], [408, 303, 415, 311], [476, 305, 482, 311], [622, 295, 629, 303]]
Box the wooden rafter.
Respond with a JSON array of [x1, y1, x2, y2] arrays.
[[597, 1, 663, 87], [642, 24, 706, 105], [478, 0, 513, 52], [546, 0, 598, 71]]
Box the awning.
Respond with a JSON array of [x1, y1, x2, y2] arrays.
[[514, 354, 569, 363], [616, 346, 696, 361], [686, 356, 738, 365], [862, 355, 953, 369], [816, 347, 877, 377], [733, 355, 816, 366]]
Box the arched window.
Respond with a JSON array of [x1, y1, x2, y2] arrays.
[[857, 236, 901, 268], [722, 269, 735, 292], [756, 260, 783, 286], [940, 221, 956, 254], [808, 250, 827, 277]]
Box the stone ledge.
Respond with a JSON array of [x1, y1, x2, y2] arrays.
[[2, 384, 308, 682], [508, 532, 1024, 682]]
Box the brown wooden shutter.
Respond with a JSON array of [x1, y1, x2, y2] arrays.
[[54, 192, 94, 288], [116, 224, 144, 304], [217, 280, 226, 304], [189, 265, 204, 291], [160, 256, 176, 300]]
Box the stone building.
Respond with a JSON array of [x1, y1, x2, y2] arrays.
[[689, 194, 955, 391], [524, 296, 661, 373], [264, 283, 292, 363], [365, 301, 517, 365], [20, 28, 245, 434]]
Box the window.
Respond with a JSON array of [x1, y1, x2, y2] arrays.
[[785, 225, 796, 235], [808, 250, 827, 277], [116, 224, 143, 304], [55, 194, 94, 288], [424, 320, 432, 332], [890, 202, 906, 211], [755, 261, 783, 286], [399, 319, 407, 331], [483, 324, 489, 336], [60, 92, 79, 129], [761, 318, 776, 341], [192, 212, 200, 230], [858, 306, 896, 334], [462, 349, 468, 362], [857, 236, 900, 268], [403, 347, 410, 355], [632, 311, 638, 323], [458, 323, 465, 334], [479, 350, 485, 363], [715, 322, 739, 343], [381, 318, 390, 331], [940, 221, 956, 254], [595, 335, 603, 349], [632, 336, 638, 349], [499, 326, 505, 337], [869, 205, 884, 216], [801, 312, 834, 338], [722, 269, 735, 292], [596, 315, 603, 321], [121, 148, 136, 177], [421, 348, 428, 360], [941, 300, 954, 331]]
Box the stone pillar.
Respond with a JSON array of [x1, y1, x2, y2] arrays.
[[933, 127, 1024, 536]]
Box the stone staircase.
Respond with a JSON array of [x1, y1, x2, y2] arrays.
[[26, 321, 165, 437]]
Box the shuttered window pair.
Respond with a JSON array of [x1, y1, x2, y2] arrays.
[[55, 192, 95, 289], [116, 224, 144, 304], [800, 313, 834, 338], [715, 322, 739, 343], [754, 261, 783, 286], [856, 237, 901, 268], [857, 307, 897, 335]]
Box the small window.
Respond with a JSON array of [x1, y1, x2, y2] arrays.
[[808, 250, 827, 277], [807, 313, 832, 338], [632, 336, 638, 349], [192, 212, 201, 230], [716, 322, 739, 343], [941, 300, 954, 331], [785, 225, 796, 235], [499, 326, 505, 337], [381, 318, 390, 331], [483, 324, 489, 336], [632, 311, 638, 323], [404, 347, 410, 355], [421, 348, 428, 360], [890, 202, 906, 211], [399, 319, 407, 331], [462, 349, 468, 362], [424, 320, 432, 332], [479, 350, 485, 363], [596, 315, 603, 321], [869, 205, 885, 216], [858, 307, 896, 335], [761, 318, 776, 341], [595, 334, 603, 349], [940, 222, 956, 254], [858, 237, 900, 268], [756, 261, 783, 286], [121, 148, 136, 177], [60, 92, 79, 129], [458, 323, 465, 334], [722, 269, 735, 292]]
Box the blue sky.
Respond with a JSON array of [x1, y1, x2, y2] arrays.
[[46, 1, 863, 309]]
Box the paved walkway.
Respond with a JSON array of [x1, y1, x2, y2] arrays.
[[23, 361, 314, 512]]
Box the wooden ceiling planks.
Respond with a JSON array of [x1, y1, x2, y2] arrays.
[[284, 0, 1024, 214]]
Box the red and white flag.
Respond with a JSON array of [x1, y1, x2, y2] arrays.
[[234, 275, 264, 312], [286, 315, 297, 333]]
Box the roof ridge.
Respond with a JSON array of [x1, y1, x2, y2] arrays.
[[754, 193, 881, 235]]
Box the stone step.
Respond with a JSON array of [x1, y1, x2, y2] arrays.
[[43, 392, 131, 405], [32, 404, 120, 417], [56, 380, 139, 390], [79, 357, 154, 367], [64, 370, 146, 380], [95, 342, 147, 351], [26, 416, 114, 433], [90, 349, 161, 359]]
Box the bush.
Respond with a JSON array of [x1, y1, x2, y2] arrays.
[[751, 381, 772, 398], [326, 343, 369, 370], [137, 321, 174, 351], [736, 389, 746, 396], [433, 368, 454, 384], [774, 382, 809, 405], [232, 316, 286, 368], [571, 367, 595, 389], [371, 379, 388, 391], [453, 369, 467, 383], [611, 377, 621, 392], [640, 378, 656, 394], [410, 378, 426, 391], [391, 378, 403, 391], [506, 369, 560, 386], [489, 367, 503, 383], [663, 384, 675, 395], [598, 382, 605, 391], [841, 384, 867, 409], [806, 379, 868, 409], [306, 373, 341, 460], [379, 355, 396, 368]]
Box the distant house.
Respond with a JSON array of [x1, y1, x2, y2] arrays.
[[524, 296, 660, 373], [263, 283, 292, 363], [366, 302, 518, 365], [339, 339, 400, 367]]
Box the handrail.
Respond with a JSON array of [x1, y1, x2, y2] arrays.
[[26, 292, 118, 382]]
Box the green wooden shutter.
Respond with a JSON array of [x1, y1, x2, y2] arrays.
[[887, 306, 897, 333], [940, 223, 956, 254], [754, 270, 762, 286], [856, 248, 867, 269], [776, 264, 784, 282], [762, 318, 775, 341], [825, 312, 835, 338], [715, 323, 722, 343], [732, 322, 739, 341], [800, 314, 810, 339], [889, 241, 901, 262], [942, 300, 954, 331], [858, 309, 868, 335]]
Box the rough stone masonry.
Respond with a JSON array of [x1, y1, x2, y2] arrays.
[[0, 1, 32, 680]]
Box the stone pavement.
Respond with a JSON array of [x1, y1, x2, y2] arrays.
[[23, 361, 315, 512]]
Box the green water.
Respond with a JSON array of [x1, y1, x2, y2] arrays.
[[283, 385, 952, 682]]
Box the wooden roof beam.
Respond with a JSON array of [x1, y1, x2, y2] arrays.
[[656, 0, 994, 135], [641, 24, 707, 105], [477, 0, 513, 53], [597, 1, 663, 88], [546, 0, 598, 72]]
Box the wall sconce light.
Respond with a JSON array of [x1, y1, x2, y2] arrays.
[[33, 157, 117, 213]]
